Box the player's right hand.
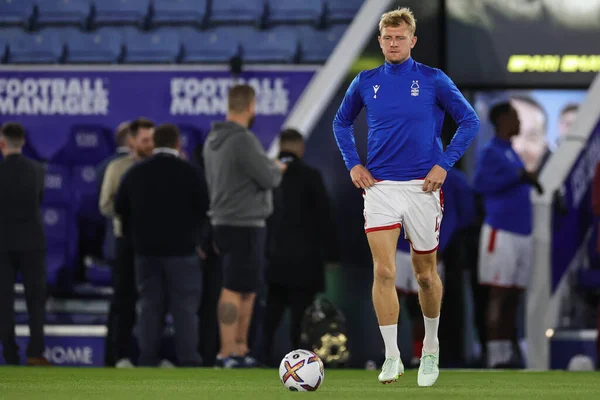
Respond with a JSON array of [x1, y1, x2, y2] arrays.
[[350, 165, 376, 189]]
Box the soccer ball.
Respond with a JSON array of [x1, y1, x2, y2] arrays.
[[278, 349, 325, 392]]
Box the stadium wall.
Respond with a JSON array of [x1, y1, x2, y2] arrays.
[[528, 71, 600, 370]]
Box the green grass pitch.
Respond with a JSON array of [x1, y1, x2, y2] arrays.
[[0, 367, 598, 399]]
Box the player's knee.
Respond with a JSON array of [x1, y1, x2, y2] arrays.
[[416, 271, 434, 290], [374, 262, 395, 283]]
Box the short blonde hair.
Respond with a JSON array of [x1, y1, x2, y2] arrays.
[[379, 7, 416, 35]]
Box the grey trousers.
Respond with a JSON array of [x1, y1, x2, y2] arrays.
[[135, 254, 203, 367]]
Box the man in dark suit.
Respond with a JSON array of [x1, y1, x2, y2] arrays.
[[0, 122, 50, 366], [262, 128, 337, 366], [115, 123, 209, 367]]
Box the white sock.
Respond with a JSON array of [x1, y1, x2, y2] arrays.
[[379, 324, 401, 358], [422, 315, 440, 353], [486, 340, 511, 367], [501, 341, 513, 364]]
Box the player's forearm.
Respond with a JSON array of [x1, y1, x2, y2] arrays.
[[332, 122, 361, 171]]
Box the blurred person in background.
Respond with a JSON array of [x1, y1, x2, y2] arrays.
[[192, 142, 221, 367], [510, 96, 549, 174], [203, 84, 286, 368], [262, 129, 337, 366], [557, 103, 579, 144], [474, 102, 543, 368], [97, 122, 132, 266], [0, 122, 50, 366], [97, 122, 132, 192], [100, 117, 154, 368], [115, 123, 208, 367]]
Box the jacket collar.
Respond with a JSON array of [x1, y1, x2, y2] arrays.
[[384, 57, 414, 75]]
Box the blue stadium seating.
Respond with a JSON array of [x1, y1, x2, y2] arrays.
[[300, 25, 347, 63], [43, 206, 68, 244], [178, 126, 202, 160], [0, 27, 21, 61], [326, 0, 363, 24], [96, 26, 140, 46], [41, 206, 70, 287], [93, 0, 150, 27], [210, 0, 265, 26], [7, 29, 64, 64], [66, 29, 123, 63], [43, 164, 71, 207], [53, 126, 112, 166], [267, 0, 323, 26], [152, 0, 207, 27], [241, 27, 298, 64], [0, 0, 35, 27], [72, 165, 103, 223], [36, 0, 91, 28], [179, 27, 240, 63], [123, 28, 180, 63]]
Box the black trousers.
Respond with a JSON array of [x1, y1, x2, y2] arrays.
[[105, 237, 136, 365], [198, 253, 221, 367], [0, 250, 47, 363], [135, 254, 203, 367], [262, 282, 316, 366]]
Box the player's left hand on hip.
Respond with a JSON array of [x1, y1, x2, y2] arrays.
[[422, 165, 447, 192]]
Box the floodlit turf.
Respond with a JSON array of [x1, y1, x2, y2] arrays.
[[0, 367, 598, 399]]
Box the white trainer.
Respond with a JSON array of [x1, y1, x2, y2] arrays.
[[378, 357, 404, 384], [417, 349, 440, 387], [115, 358, 135, 368]]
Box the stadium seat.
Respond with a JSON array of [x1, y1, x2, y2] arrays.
[[326, 0, 363, 24], [96, 26, 139, 46], [42, 206, 68, 244], [71, 165, 102, 221], [53, 126, 112, 166], [66, 29, 123, 63], [36, 0, 91, 28], [46, 250, 67, 287], [152, 0, 207, 27], [267, 0, 323, 26], [178, 126, 201, 160], [241, 27, 298, 64], [0, 27, 22, 62], [300, 25, 347, 63], [41, 205, 77, 289], [0, 0, 35, 28], [93, 0, 150, 27], [210, 0, 265, 26], [179, 27, 240, 63], [43, 164, 71, 207], [123, 28, 180, 63], [7, 29, 64, 64]]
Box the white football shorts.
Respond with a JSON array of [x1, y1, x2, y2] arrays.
[[478, 223, 532, 289], [363, 180, 443, 253], [395, 248, 445, 293]]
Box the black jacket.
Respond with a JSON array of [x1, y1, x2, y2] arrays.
[[114, 152, 209, 257], [0, 154, 46, 252], [266, 152, 337, 292]]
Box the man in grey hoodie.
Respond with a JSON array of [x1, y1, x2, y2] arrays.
[[203, 84, 287, 368]]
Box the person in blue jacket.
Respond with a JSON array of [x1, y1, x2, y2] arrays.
[[333, 7, 479, 386], [474, 101, 543, 369]]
